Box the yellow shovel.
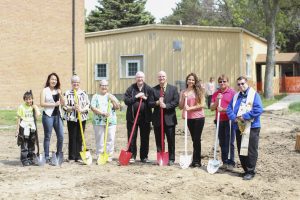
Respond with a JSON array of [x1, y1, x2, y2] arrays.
[[74, 89, 93, 165], [97, 99, 111, 165]]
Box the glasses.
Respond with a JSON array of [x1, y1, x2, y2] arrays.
[[218, 80, 227, 83], [237, 82, 246, 86], [100, 85, 108, 87]]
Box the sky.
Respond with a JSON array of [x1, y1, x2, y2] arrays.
[[84, 0, 181, 22]]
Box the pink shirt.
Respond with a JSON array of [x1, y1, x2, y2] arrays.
[[182, 93, 205, 119], [211, 88, 235, 121]]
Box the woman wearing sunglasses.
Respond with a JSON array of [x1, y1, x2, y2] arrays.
[[210, 74, 236, 171]]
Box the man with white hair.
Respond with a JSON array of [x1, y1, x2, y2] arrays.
[[150, 71, 179, 166], [124, 71, 154, 163]]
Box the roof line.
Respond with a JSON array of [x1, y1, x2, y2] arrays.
[[85, 24, 267, 44]]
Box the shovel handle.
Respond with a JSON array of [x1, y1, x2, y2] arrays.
[[213, 100, 222, 160], [184, 96, 188, 156], [160, 107, 165, 152], [74, 89, 87, 151], [126, 98, 143, 151], [103, 99, 111, 154]]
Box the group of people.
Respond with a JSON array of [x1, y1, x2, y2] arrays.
[[122, 70, 263, 181], [16, 73, 120, 166], [15, 71, 263, 181]]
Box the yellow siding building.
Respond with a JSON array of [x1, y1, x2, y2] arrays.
[[0, 0, 85, 108], [85, 24, 271, 97]]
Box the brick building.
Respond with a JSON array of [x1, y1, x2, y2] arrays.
[[0, 0, 85, 108]]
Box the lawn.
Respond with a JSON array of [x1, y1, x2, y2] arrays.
[[260, 93, 287, 108], [0, 93, 296, 127], [289, 102, 300, 112]]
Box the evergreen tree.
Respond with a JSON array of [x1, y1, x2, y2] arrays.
[[86, 0, 155, 32]]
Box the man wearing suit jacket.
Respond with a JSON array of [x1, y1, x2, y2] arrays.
[[150, 71, 179, 165]]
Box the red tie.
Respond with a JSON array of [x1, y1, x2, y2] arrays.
[[160, 87, 164, 97]]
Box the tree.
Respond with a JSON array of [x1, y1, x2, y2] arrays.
[[161, 0, 202, 25], [262, 0, 280, 99], [162, 0, 299, 98], [85, 0, 155, 32]]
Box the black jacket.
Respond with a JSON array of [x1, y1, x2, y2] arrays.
[[150, 84, 179, 127], [124, 83, 154, 123]]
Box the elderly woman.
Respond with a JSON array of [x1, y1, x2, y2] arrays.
[[40, 73, 65, 163], [91, 80, 120, 162], [63, 75, 90, 162]]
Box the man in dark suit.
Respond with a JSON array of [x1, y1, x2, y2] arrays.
[[150, 71, 179, 165]]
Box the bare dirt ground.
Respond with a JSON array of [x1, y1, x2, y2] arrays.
[[0, 112, 300, 200]]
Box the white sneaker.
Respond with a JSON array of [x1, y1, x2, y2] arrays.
[[108, 157, 113, 162], [129, 158, 135, 163]]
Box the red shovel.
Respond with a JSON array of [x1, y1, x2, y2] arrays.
[[119, 98, 143, 166], [157, 107, 169, 166]]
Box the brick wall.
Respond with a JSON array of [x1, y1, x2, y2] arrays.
[[0, 0, 85, 108]]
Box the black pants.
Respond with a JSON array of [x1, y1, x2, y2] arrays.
[[218, 120, 235, 165], [207, 95, 212, 109], [188, 118, 205, 164], [19, 127, 36, 163], [67, 121, 85, 160], [154, 125, 176, 161], [127, 121, 151, 160], [236, 127, 260, 174]]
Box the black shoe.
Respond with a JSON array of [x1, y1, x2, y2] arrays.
[[168, 160, 175, 166], [28, 159, 37, 166], [46, 158, 51, 164], [141, 158, 150, 163], [190, 162, 201, 168], [243, 173, 255, 180], [22, 161, 30, 166]]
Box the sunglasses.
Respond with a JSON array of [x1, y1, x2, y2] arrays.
[[218, 80, 227, 83], [237, 82, 246, 86]]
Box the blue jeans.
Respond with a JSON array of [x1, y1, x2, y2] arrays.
[[218, 120, 235, 165], [42, 114, 64, 159]]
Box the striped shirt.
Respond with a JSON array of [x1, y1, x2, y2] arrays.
[[63, 89, 90, 122]]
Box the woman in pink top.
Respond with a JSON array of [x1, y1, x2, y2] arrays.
[[179, 73, 205, 168]]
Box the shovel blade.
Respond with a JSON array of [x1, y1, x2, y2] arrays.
[[119, 150, 132, 166], [157, 152, 169, 166], [35, 154, 46, 166], [207, 159, 221, 174], [179, 154, 192, 169], [80, 150, 93, 165], [97, 153, 109, 165]]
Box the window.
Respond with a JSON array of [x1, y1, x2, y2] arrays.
[[120, 55, 144, 78], [173, 40, 182, 51], [246, 54, 252, 77], [126, 60, 140, 77], [95, 64, 108, 80]]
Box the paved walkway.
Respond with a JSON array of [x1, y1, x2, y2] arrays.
[[264, 93, 300, 112]]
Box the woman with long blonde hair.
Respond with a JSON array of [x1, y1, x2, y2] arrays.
[[179, 73, 206, 168]]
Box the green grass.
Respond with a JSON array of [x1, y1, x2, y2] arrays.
[[289, 102, 300, 112], [0, 110, 16, 126], [2, 97, 298, 127], [261, 93, 287, 108]]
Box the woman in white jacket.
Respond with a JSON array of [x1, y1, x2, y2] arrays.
[[40, 73, 65, 163]]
